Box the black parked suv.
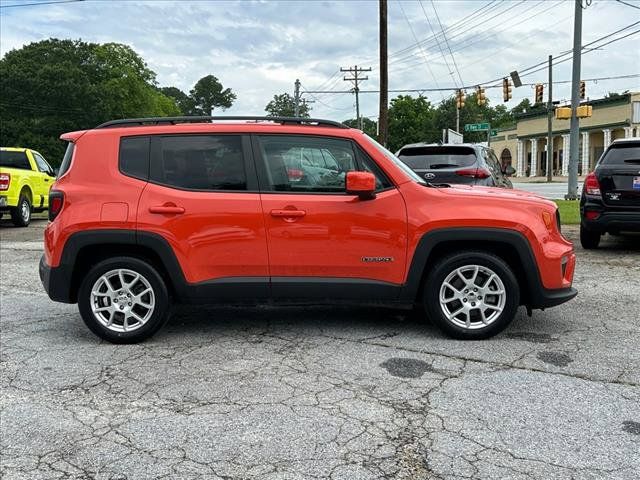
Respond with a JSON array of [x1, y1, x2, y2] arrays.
[[395, 143, 514, 188], [580, 138, 640, 249]]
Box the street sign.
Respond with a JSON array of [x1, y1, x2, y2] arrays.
[[490, 129, 498, 137], [447, 128, 463, 144], [464, 122, 489, 132]]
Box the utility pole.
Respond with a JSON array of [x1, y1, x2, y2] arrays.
[[341, 65, 371, 130], [566, 0, 582, 200], [546, 55, 553, 183], [294, 79, 301, 117], [378, 0, 388, 145]]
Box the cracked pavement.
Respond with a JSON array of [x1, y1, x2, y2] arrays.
[[1, 219, 639, 479]]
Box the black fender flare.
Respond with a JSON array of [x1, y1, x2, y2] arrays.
[[399, 227, 576, 309]]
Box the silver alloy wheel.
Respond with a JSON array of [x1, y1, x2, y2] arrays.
[[90, 268, 155, 333], [439, 265, 506, 330], [21, 199, 30, 222]]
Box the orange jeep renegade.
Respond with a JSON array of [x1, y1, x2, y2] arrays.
[[39, 116, 577, 343]]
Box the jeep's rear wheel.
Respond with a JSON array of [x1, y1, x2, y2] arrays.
[[423, 251, 519, 339], [580, 225, 601, 249], [78, 257, 170, 343], [10, 194, 31, 227]]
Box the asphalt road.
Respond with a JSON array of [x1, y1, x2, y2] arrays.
[[512, 182, 582, 200], [1, 219, 639, 479]]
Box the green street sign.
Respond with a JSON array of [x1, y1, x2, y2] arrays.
[[464, 122, 490, 132], [491, 129, 498, 137]]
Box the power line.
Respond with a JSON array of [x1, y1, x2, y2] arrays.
[[396, 0, 444, 97], [0, 0, 83, 8], [615, 0, 640, 11], [417, 0, 454, 91], [387, 0, 524, 69], [429, 0, 464, 87], [303, 73, 640, 95]]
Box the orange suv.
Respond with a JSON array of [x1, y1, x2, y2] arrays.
[[39, 116, 577, 343]]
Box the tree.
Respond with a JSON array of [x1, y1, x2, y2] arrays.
[[265, 93, 311, 117], [160, 86, 193, 115], [342, 117, 377, 138], [387, 95, 437, 152], [0, 38, 179, 165], [188, 74, 236, 115]]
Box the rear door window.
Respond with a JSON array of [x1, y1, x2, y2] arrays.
[[398, 146, 477, 170], [150, 135, 246, 191], [0, 151, 31, 170], [599, 143, 640, 165]]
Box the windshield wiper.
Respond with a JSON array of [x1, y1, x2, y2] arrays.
[[425, 182, 451, 188], [623, 159, 640, 163]]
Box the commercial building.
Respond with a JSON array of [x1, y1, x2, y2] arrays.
[[490, 92, 640, 177]]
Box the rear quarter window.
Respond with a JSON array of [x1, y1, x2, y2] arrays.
[[0, 151, 31, 170], [600, 143, 640, 165], [398, 146, 477, 169], [120, 137, 150, 180]]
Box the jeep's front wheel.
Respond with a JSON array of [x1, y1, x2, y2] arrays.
[[423, 252, 520, 340], [77, 257, 170, 343]]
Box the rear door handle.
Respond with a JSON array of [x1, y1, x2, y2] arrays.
[[149, 205, 185, 214], [270, 209, 306, 218]]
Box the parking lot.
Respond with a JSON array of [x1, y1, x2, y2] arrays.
[[1, 219, 639, 480]]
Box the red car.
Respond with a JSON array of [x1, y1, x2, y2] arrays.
[[39, 116, 577, 343]]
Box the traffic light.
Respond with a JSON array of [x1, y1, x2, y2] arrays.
[[535, 84, 544, 104], [577, 105, 592, 118], [502, 78, 512, 102], [476, 86, 486, 105], [555, 107, 571, 120], [456, 89, 465, 109], [579, 80, 586, 100]]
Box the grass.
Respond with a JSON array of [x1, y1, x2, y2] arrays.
[[554, 200, 580, 225]]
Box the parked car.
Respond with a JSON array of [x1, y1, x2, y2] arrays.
[[39, 116, 576, 343], [395, 143, 514, 188], [0, 147, 56, 227], [580, 137, 640, 248]]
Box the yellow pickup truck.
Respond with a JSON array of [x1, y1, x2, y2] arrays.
[[0, 147, 56, 227]]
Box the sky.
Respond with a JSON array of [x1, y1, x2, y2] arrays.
[[1, 0, 639, 121]]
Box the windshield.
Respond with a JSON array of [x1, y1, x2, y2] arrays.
[[398, 146, 477, 170], [363, 135, 425, 184]]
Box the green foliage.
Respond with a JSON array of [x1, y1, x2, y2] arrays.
[[188, 74, 236, 115], [387, 95, 437, 152], [342, 117, 377, 138], [160, 86, 194, 115], [265, 93, 311, 117], [0, 38, 179, 165]]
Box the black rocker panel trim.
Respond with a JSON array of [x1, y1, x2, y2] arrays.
[[271, 277, 401, 302]]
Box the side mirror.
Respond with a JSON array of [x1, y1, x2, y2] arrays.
[[505, 165, 516, 176], [346, 171, 376, 200]]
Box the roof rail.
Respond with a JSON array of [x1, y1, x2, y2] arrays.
[[94, 116, 349, 129]]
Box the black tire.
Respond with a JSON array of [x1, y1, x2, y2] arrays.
[[422, 251, 520, 340], [77, 257, 170, 343], [580, 225, 601, 249], [10, 193, 31, 227]]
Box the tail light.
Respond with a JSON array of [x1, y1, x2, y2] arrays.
[[455, 168, 491, 179], [49, 190, 64, 221], [287, 168, 304, 182], [585, 210, 600, 220], [584, 172, 601, 196], [0, 173, 10, 191]]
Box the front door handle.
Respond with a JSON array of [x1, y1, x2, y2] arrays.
[[270, 209, 306, 218], [149, 205, 185, 214]]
